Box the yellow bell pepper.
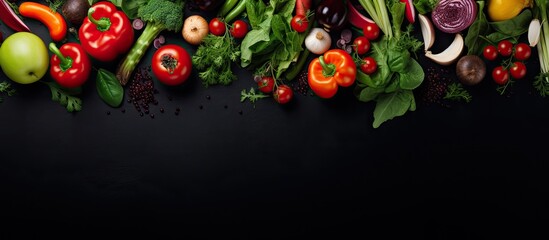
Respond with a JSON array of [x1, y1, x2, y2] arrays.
[[488, 0, 533, 22]]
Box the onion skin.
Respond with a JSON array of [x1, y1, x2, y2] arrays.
[[431, 0, 477, 34]]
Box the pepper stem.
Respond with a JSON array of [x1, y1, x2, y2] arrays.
[[49, 43, 73, 72], [319, 56, 336, 77], [87, 8, 111, 32]]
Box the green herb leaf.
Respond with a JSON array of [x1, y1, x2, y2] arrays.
[[444, 82, 472, 103], [534, 73, 549, 97], [489, 9, 532, 37], [465, 1, 490, 55], [399, 59, 424, 90], [96, 68, 124, 107], [44, 81, 82, 112], [240, 87, 269, 103]]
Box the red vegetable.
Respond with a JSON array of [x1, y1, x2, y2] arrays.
[[49, 42, 92, 88], [308, 49, 357, 98], [400, 0, 416, 23], [0, 0, 30, 32], [295, 0, 311, 16], [79, 1, 134, 62], [151, 44, 192, 86], [431, 0, 477, 33], [346, 0, 374, 29]]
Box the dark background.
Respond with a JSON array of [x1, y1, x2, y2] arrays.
[[1, 1, 548, 239]]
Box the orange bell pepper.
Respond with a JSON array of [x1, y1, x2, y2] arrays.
[[307, 49, 357, 98]]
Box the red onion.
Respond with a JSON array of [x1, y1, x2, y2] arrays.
[[431, 0, 477, 34]]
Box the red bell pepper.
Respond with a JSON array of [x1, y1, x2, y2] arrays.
[[308, 49, 357, 98], [78, 1, 134, 62], [49, 42, 92, 89]]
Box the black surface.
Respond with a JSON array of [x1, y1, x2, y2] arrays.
[[1, 1, 548, 239]]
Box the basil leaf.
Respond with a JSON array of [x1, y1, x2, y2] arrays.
[[96, 68, 124, 107], [465, 1, 490, 55], [489, 9, 532, 37]]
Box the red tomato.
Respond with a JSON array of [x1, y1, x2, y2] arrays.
[[514, 43, 531, 61], [497, 40, 513, 57], [257, 76, 275, 93], [492, 66, 510, 85], [151, 44, 192, 86], [483, 45, 498, 61], [230, 20, 249, 39], [290, 15, 309, 33], [362, 22, 380, 41], [510, 62, 527, 79], [360, 56, 377, 75], [353, 36, 370, 55], [209, 18, 226, 36], [273, 85, 293, 104]]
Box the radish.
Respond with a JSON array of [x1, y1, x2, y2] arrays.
[[346, 0, 374, 29], [295, 0, 311, 16], [400, 0, 416, 23]]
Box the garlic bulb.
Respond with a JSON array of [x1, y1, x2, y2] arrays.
[[305, 28, 332, 55]]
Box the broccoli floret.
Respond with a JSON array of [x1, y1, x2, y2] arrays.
[[116, 0, 185, 85], [138, 0, 185, 32]]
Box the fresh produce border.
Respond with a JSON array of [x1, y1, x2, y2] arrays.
[[0, 0, 546, 128]]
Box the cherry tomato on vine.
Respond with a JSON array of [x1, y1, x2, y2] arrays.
[[151, 44, 192, 86], [492, 66, 510, 85], [257, 76, 275, 94], [273, 85, 293, 104], [209, 18, 226, 36], [497, 40, 513, 57], [353, 36, 370, 55], [363, 22, 380, 41], [514, 43, 532, 61], [360, 56, 377, 75], [510, 62, 527, 79], [483, 45, 498, 61], [230, 20, 249, 39], [290, 15, 309, 33]]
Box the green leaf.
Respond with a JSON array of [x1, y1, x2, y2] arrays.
[[44, 82, 82, 112], [465, 1, 490, 55], [489, 9, 532, 37], [399, 59, 424, 90], [372, 90, 414, 128], [96, 68, 124, 107], [358, 86, 384, 102]]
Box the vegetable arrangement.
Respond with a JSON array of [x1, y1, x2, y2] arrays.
[[0, 0, 548, 128]]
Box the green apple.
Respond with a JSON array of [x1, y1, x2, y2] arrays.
[[0, 32, 49, 84]]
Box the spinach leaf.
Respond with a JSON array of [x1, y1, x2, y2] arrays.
[[489, 9, 532, 37], [388, 49, 410, 72], [465, 1, 490, 55], [96, 68, 124, 107], [372, 90, 415, 128], [358, 86, 384, 102], [399, 59, 424, 90]]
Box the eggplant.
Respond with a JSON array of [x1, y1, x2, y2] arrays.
[[193, 0, 224, 11], [316, 0, 348, 32]]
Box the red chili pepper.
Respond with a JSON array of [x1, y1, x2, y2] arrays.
[[308, 49, 357, 98], [0, 0, 30, 32], [49, 42, 92, 89], [78, 1, 133, 62]]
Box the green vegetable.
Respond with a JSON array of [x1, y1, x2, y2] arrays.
[[192, 33, 240, 87], [534, 0, 549, 96], [224, 0, 249, 23], [115, 0, 185, 86], [444, 82, 472, 103], [43, 81, 82, 112], [413, 0, 438, 15], [240, 87, 269, 104], [96, 68, 124, 107], [465, 1, 490, 55], [0, 81, 16, 103], [356, 0, 424, 128], [240, 0, 304, 79]]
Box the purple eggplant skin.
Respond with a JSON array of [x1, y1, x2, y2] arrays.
[[193, 0, 224, 11], [316, 0, 348, 32]]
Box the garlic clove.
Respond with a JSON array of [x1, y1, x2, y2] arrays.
[[425, 34, 464, 66], [528, 19, 541, 47], [418, 14, 435, 51]]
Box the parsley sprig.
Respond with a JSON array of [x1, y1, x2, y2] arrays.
[[444, 82, 472, 103]]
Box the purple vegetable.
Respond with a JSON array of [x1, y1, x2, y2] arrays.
[[153, 38, 162, 49], [341, 29, 352, 43], [157, 35, 165, 44], [431, 0, 477, 34], [336, 38, 347, 49], [316, 0, 348, 32], [132, 18, 144, 30]]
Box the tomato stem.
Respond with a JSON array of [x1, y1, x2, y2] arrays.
[[161, 54, 178, 74]]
